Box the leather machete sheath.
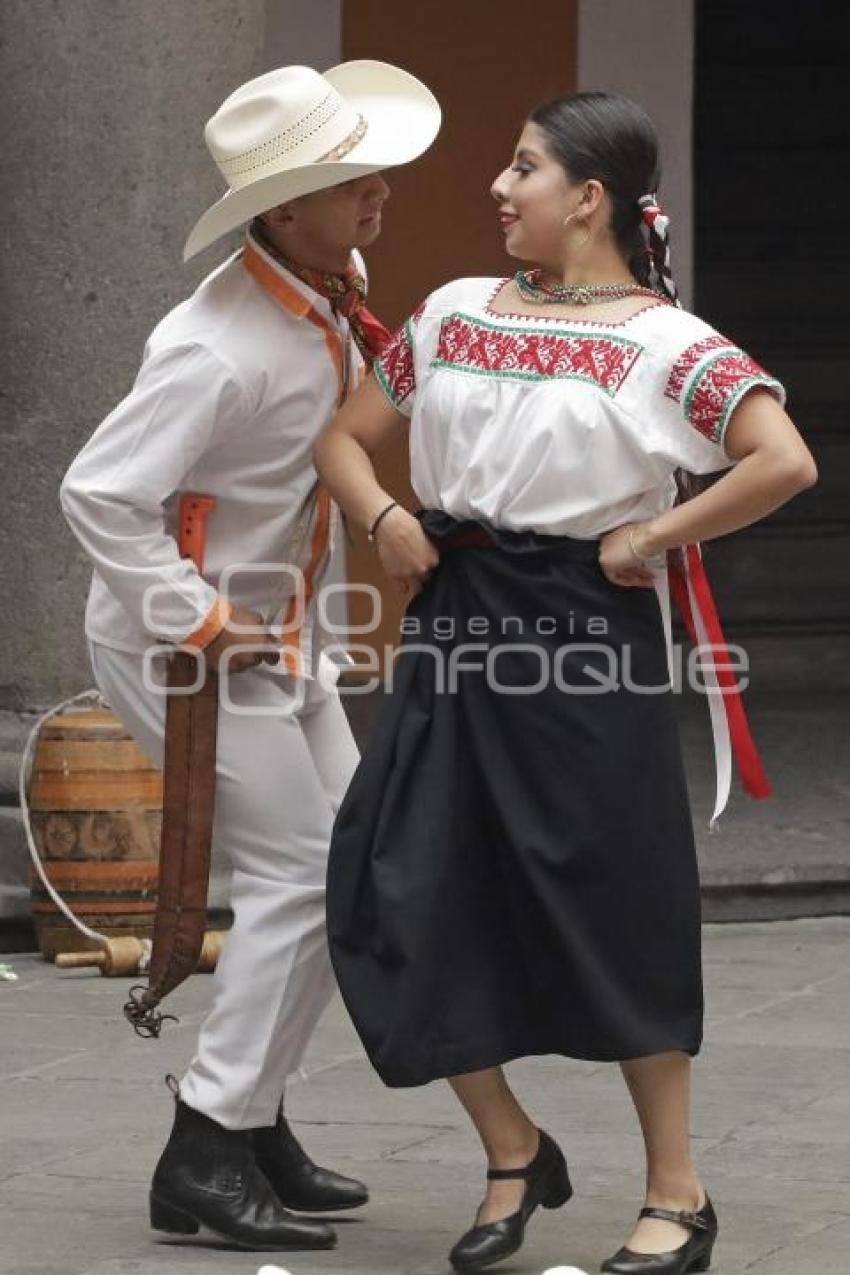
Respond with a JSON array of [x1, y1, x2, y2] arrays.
[[125, 493, 220, 1037]]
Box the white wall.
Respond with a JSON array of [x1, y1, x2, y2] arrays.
[[578, 0, 694, 306]]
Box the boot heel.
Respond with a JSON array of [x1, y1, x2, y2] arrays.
[[150, 1192, 200, 1235], [542, 1157, 573, 1209]]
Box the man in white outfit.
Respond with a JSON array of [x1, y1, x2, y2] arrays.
[[60, 61, 440, 1251]]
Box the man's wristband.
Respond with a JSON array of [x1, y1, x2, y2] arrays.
[[367, 501, 399, 542]]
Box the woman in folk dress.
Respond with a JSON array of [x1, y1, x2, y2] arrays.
[[314, 93, 816, 1274]]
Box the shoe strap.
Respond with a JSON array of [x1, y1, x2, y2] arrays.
[[639, 1206, 710, 1232], [486, 1132, 546, 1182], [486, 1164, 533, 1181]]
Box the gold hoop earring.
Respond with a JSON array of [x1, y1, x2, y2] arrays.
[[562, 210, 591, 248]]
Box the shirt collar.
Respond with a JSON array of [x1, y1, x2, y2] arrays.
[[242, 227, 336, 325]]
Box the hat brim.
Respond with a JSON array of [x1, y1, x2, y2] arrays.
[[183, 59, 441, 261]]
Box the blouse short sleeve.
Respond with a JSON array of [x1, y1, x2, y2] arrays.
[[648, 316, 787, 475], [372, 280, 470, 418], [373, 299, 428, 418]]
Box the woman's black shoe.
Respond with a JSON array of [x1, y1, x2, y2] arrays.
[[253, 1111, 369, 1212], [150, 1100, 337, 1250], [449, 1128, 572, 1271], [600, 1195, 718, 1273]]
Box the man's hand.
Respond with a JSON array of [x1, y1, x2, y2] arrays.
[[204, 605, 280, 674]]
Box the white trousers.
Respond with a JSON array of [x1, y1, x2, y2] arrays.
[[89, 642, 359, 1130]]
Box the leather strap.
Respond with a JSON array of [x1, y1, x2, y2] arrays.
[[486, 1136, 543, 1180], [486, 1165, 534, 1181], [638, 1206, 710, 1232], [484, 1132, 545, 1178]]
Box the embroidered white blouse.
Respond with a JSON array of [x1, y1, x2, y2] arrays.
[[374, 276, 787, 827], [374, 276, 786, 538]]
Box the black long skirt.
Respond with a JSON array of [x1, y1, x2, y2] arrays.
[[327, 510, 703, 1088]]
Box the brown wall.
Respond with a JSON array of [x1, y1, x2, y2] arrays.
[[341, 0, 578, 664]]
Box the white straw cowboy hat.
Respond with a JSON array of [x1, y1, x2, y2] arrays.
[[183, 59, 441, 260]]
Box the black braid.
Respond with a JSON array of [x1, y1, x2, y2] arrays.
[[637, 195, 680, 306]]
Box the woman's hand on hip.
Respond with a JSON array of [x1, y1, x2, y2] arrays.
[[599, 524, 662, 588], [373, 506, 440, 599]]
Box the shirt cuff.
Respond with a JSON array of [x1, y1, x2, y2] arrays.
[[181, 594, 233, 651]]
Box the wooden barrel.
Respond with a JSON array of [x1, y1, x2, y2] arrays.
[[28, 707, 163, 960]]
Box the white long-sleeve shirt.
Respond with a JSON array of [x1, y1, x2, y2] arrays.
[[61, 231, 364, 675]]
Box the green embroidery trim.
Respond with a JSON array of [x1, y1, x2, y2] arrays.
[[683, 347, 783, 443], [373, 358, 401, 406], [716, 377, 785, 446], [430, 359, 624, 397]]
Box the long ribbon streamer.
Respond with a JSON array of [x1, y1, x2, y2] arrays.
[[655, 544, 771, 829]]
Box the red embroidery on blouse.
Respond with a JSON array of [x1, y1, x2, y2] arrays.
[[664, 334, 733, 402], [374, 299, 426, 406], [434, 314, 641, 395], [687, 350, 777, 444]]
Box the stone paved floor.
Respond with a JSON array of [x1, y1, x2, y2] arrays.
[[1, 917, 849, 1275]]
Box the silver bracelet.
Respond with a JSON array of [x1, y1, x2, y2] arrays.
[[627, 525, 660, 566]]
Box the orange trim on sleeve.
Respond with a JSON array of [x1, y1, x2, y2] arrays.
[[182, 594, 233, 651]]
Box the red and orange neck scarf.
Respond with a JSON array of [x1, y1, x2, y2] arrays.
[[251, 225, 390, 366]]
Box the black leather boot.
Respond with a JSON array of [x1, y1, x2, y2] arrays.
[[253, 1111, 369, 1213], [449, 1128, 573, 1271], [150, 1100, 337, 1250], [600, 1195, 718, 1273]]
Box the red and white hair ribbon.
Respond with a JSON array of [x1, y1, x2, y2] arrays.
[[638, 192, 670, 237], [638, 192, 679, 305]]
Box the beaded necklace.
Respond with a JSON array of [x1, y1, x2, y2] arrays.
[[515, 268, 662, 307]]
